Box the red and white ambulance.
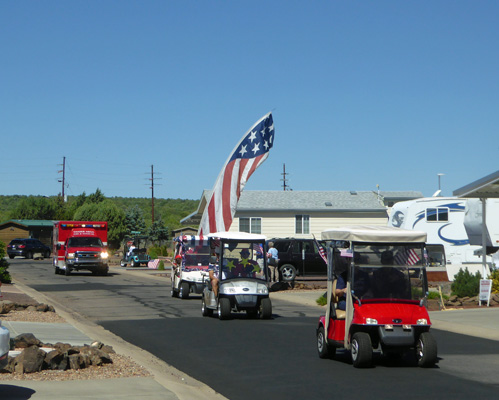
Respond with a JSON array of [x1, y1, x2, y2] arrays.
[[53, 221, 109, 276]]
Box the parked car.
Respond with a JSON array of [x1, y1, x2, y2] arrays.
[[0, 319, 10, 370], [269, 238, 327, 281], [7, 238, 51, 259]]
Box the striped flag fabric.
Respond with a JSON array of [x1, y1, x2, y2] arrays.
[[395, 248, 421, 266], [198, 113, 275, 235], [313, 236, 327, 265], [148, 259, 160, 269]]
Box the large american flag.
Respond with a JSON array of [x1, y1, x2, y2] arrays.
[[198, 113, 275, 235]]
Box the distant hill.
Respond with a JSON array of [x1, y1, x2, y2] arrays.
[[0, 195, 199, 230]]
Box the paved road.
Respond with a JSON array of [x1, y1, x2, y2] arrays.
[[8, 258, 499, 400]]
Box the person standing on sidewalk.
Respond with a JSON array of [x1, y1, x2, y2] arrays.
[[267, 242, 279, 282]]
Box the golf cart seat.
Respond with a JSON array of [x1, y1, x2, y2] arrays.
[[332, 279, 346, 320]]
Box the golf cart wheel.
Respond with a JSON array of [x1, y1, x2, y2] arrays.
[[120, 260, 126, 268], [280, 264, 296, 282], [180, 282, 190, 299], [416, 332, 438, 368], [130, 259, 136, 268], [317, 326, 335, 359], [218, 297, 231, 320], [64, 267, 71, 276], [54, 267, 59, 275], [202, 298, 213, 317], [351, 332, 372, 368], [259, 298, 272, 319]]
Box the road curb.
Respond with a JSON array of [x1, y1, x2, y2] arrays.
[[11, 280, 228, 400]]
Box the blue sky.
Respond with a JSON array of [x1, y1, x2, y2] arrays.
[[2, 1, 498, 200]]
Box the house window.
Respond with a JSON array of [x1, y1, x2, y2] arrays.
[[426, 207, 449, 222], [295, 215, 310, 234], [239, 217, 261, 234]]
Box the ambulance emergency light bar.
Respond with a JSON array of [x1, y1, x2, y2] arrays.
[[60, 223, 105, 229]]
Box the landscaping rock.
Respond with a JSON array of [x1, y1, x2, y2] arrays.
[[2, 333, 115, 374], [44, 349, 68, 370], [68, 353, 86, 370], [0, 300, 15, 314], [0, 301, 56, 314], [13, 333, 42, 348], [80, 347, 112, 366], [14, 346, 46, 373]]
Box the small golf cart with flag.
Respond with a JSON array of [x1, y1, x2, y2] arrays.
[[171, 235, 211, 299], [201, 232, 272, 320], [316, 225, 437, 368], [120, 236, 151, 268]]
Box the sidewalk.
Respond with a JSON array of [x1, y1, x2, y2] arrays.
[[0, 282, 226, 400]]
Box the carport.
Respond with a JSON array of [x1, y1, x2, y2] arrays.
[[453, 170, 499, 276]]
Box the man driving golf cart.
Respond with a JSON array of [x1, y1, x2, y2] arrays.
[[201, 232, 271, 320]]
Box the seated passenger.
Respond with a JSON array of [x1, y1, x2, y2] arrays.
[[335, 267, 370, 311]]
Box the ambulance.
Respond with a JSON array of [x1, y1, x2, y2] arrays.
[[53, 221, 109, 276]]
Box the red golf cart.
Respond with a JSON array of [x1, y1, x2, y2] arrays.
[[316, 225, 438, 368]]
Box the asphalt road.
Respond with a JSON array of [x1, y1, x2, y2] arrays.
[[7, 258, 499, 400]]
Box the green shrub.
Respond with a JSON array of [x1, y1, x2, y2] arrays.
[[0, 242, 12, 283], [451, 268, 481, 298], [316, 293, 327, 306], [148, 245, 170, 259], [149, 247, 159, 259], [157, 260, 165, 271], [428, 291, 449, 300], [488, 269, 499, 294]]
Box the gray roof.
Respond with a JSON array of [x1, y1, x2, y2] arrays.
[[379, 191, 423, 199], [236, 191, 386, 211]]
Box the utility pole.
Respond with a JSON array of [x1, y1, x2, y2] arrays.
[[58, 156, 66, 201], [150, 165, 155, 224], [281, 163, 291, 191]]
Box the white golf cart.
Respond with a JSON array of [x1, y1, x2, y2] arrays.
[[201, 232, 272, 320], [171, 235, 211, 299]]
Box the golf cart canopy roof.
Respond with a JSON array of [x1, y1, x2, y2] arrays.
[[207, 232, 267, 241], [321, 225, 427, 243]]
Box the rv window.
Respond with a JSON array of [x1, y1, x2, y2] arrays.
[[426, 207, 449, 222]]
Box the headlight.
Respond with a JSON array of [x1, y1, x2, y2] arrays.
[[101, 251, 109, 259], [366, 318, 378, 325], [67, 253, 75, 259], [222, 287, 236, 294], [257, 284, 268, 294], [417, 318, 428, 325]]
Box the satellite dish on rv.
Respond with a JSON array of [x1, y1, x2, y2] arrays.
[[432, 190, 442, 197]]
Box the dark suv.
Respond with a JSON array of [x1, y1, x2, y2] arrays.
[[269, 238, 327, 281], [7, 238, 51, 259]]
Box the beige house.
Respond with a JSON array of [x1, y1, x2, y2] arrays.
[[181, 190, 422, 239]]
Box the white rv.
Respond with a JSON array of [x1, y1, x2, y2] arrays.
[[388, 197, 494, 280]]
